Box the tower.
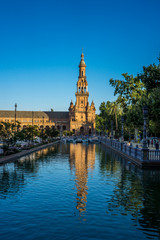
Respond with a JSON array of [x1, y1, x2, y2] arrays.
[[69, 51, 96, 135]]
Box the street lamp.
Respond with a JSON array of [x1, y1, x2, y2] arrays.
[[121, 116, 124, 142], [15, 103, 17, 125], [142, 106, 148, 149]]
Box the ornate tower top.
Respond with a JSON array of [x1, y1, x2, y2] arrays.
[[79, 50, 86, 68], [76, 51, 88, 96]]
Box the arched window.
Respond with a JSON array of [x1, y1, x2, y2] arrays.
[[82, 71, 83, 76], [79, 87, 80, 93], [82, 87, 83, 93], [84, 87, 86, 93], [80, 127, 84, 134], [63, 125, 66, 131]]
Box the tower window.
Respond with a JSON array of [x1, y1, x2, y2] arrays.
[[82, 71, 83, 76]]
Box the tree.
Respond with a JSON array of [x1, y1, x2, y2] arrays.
[[148, 87, 160, 136], [108, 101, 123, 131], [137, 58, 160, 94], [109, 73, 145, 107], [20, 125, 40, 143], [96, 101, 122, 136], [0, 122, 14, 147], [109, 56, 160, 137]]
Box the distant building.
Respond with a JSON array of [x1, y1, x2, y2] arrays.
[[0, 52, 96, 135]]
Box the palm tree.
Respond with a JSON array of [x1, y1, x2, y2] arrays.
[[108, 101, 123, 131]]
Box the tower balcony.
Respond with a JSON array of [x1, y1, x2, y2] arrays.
[[75, 92, 89, 96]]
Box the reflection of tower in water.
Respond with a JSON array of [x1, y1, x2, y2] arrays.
[[69, 144, 95, 215]]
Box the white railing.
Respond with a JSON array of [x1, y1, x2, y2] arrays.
[[99, 137, 160, 162], [136, 148, 142, 161], [149, 150, 160, 161]]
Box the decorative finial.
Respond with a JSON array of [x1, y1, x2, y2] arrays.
[[81, 48, 84, 60]]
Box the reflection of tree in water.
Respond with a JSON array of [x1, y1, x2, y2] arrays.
[[0, 144, 61, 199], [99, 147, 121, 176], [0, 165, 25, 199], [99, 145, 160, 238], [108, 170, 143, 218], [138, 171, 160, 238], [69, 144, 95, 216], [15, 145, 59, 173]]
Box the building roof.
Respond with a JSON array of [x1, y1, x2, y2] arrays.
[[0, 110, 69, 120], [0, 110, 48, 119], [45, 111, 69, 119]]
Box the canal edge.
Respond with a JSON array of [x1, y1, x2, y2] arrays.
[[0, 140, 60, 165]]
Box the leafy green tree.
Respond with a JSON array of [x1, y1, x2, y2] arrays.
[[96, 115, 104, 133], [148, 87, 160, 136], [109, 56, 160, 137], [0, 122, 14, 147], [20, 125, 40, 143], [63, 130, 73, 136], [96, 101, 122, 136], [137, 58, 160, 94], [43, 126, 59, 141], [109, 73, 145, 108]]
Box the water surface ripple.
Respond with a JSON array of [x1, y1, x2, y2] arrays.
[[0, 143, 160, 240]]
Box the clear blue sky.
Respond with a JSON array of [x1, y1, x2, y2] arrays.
[[0, 0, 160, 113]]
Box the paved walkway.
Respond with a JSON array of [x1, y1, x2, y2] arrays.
[[0, 140, 59, 164]]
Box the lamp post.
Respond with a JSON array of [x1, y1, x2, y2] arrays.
[[121, 116, 124, 142], [32, 111, 34, 126], [111, 120, 113, 139], [32, 111, 34, 143], [15, 103, 17, 125], [142, 106, 148, 149]]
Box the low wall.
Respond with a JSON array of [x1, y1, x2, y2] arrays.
[[0, 140, 60, 164]]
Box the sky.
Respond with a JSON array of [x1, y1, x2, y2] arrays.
[[0, 0, 160, 114]]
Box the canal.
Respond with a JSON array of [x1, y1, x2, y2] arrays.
[[0, 143, 160, 240]]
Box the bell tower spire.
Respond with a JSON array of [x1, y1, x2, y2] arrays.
[[69, 51, 96, 135], [76, 51, 88, 97], [79, 49, 86, 77]]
